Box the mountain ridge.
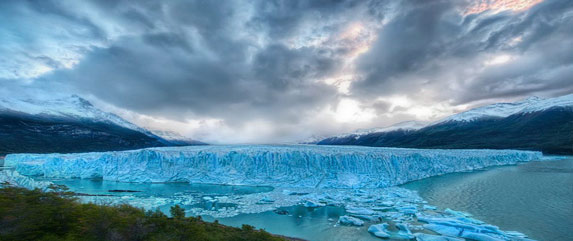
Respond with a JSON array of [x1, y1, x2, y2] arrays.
[[317, 94, 573, 155], [0, 95, 205, 155]]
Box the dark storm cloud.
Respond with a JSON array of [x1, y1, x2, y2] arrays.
[[2, 0, 572, 142], [38, 0, 359, 124], [248, 0, 366, 40], [351, 0, 573, 104]]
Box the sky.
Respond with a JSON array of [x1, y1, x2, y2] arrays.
[[1, 0, 572, 143]]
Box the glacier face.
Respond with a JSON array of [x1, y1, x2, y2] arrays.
[[0, 169, 53, 191], [4, 145, 542, 188]]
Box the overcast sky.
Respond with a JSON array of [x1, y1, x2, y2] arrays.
[[1, 0, 572, 143]]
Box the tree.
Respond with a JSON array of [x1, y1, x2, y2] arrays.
[[170, 205, 185, 219]]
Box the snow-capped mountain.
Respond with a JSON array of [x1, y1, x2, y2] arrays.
[[299, 121, 428, 144], [150, 130, 206, 146], [0, 95, 155, 137], [0, 95, 171, 155], [338, 121, 428, 139], [318, 94, 573, 154], [440, 94, 573, 123]]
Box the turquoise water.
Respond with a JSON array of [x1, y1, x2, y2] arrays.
[[204, 206, 383, 241], [47, 179, 274, 197], [402, 157, 573, 241]]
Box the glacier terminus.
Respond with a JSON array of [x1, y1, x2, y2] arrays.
[[4, 145, 542, 188]]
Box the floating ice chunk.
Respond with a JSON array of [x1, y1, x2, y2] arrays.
[[396, 205, 418, 215], [423, 205, 437, 210], [423, 224, 461, 237], [505, 231, 528, 238], [368, 223, 391, 238], [346, 206, 376, 215], [256, 196, 274, 204], [414, 233, 464, 241], [372, 206, 393, 211], [421, 216, 506, 240], [351, 214, 378, 221], [444, 208, 472, 217], [396, 223, 415, 239], [460, 232, 506, 241], [455, 216, 485, 225], [303, 199, 325, 208], [380, 201, 394, 206], [338, 215, 364, 226], [282, 190, 296, 195]]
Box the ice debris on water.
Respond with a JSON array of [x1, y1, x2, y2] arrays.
[[256, 196, 274, 205], [417, 214, 530, 241], [368, 223, 391, 238], [302, 199, 325, 208], [396, 223, 414, 239], [423, 205, 437, 210], [414, 233, 464, 241], [338, 215, 364, 226]]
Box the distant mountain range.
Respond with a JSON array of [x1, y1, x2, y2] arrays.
[[318, 94, 573, 155], [0, 95, 204, 155], [149, 130, 207, 146]]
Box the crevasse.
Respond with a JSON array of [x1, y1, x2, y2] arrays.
[[4, 145, 542, 188]]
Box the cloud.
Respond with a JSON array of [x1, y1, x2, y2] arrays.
[[1, 0, 571, 142], [351, 0, 573, 105]]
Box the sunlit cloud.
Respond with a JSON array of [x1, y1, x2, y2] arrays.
[[485, 54, 514, 65], [338, 22, 377, 59], [321, 74, 354, 94], [334, 98, 376, 123], [464, 0, 544, 15], [508, 36, 523, 46]]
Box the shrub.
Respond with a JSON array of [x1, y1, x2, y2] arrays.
[[0, 187, 285, 241]]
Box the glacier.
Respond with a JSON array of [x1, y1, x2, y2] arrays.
[[0, 144, 548, 241], [0, 169, 53, 191], [4, 145, 542, 188]]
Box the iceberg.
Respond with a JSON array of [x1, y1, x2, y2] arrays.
[[345, 206, 376, 215], [256, 196, 274, 204], [396, 223, 414, 239], [4, 145, 542, 188], [302, 199, 325, 208], [419, 215, 512, 241], [414, 233, 464, 241], [423, 205, 437, 210], [337, 215, 364, 226], [368, 223, 391, 238]]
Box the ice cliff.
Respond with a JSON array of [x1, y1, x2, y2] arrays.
[[4, 145, 542, 188], [0, 170, 53, 191]]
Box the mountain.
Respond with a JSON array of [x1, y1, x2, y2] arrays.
[[318, 94, 573, 155], [298, 121, 427, 144], [150, 130, 207, 146], [338, 120, 428, 139], [0, 95, 171, 155]]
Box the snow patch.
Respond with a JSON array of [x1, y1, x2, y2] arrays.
[[440, 94, 573, 123]]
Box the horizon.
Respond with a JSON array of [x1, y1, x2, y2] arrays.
[[1, 0, 572, 144]]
